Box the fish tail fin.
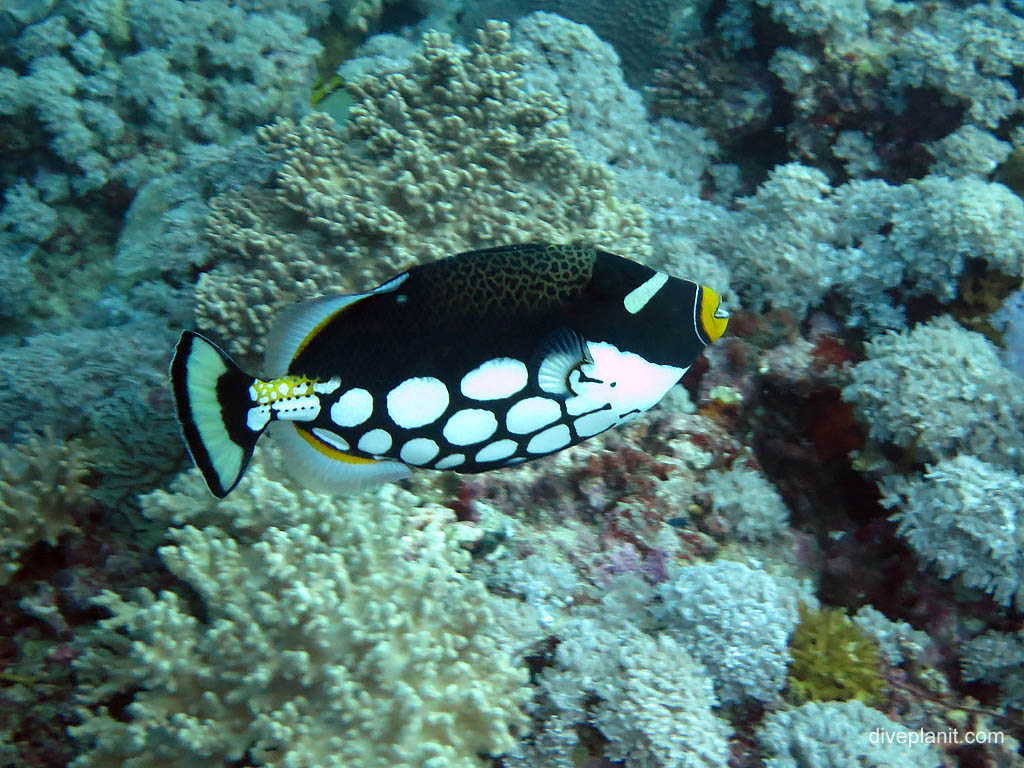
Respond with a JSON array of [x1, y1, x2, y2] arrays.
[[170, 331, 262, 498]]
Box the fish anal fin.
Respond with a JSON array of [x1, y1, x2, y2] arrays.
[[271, 422, 411, 494]]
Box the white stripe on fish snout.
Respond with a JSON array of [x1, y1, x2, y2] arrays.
[[623, 272, 669, 314]]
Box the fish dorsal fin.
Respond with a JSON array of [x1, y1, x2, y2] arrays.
[[263, 272, 409, 376], [535, 328, 593, 396], [264, 295, 361, 377], [270, 421, 411, 494]]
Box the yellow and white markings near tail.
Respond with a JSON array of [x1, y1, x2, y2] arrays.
[[246, 375, 340, 431]]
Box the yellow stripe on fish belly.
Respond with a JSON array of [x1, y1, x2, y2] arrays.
[[296, 425, 378, 464]]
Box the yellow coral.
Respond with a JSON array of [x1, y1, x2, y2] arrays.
[[787, 603, 885, 705]]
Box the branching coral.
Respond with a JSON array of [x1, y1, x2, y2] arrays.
[[702, 463, 791, 542], [657, 559, 817, 703], [71, 451, 529, 768], [0, 0, 321, 196], [726, 0, 1024, 179], [519, 619, 731, 768], [961, 629, 1024, 711], [696, 164, 1024, 328], [787, 604, 884, 705], [648, 40, 773, 146], [757, 700, 940, 768], [0, 311, 183, 506], [0, 429, 91, 583], [843, 316, 1024, 468], [196, 21, 649, 357], [881, 455, 1024, 610], [459, 0, 713, 85]]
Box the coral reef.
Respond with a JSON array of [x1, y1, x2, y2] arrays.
[[0, 310, 184, 505], [787, 604, 885, 705], [695, 167, 1024, 330], [851, 605, 932, 666], [757, 700, 941, 768], [70, 450, 529, 768], [0, 0, 320, 197], [647, 40, 773, 147], [881, 455, 1024, 610], [197, 20, 648, 357], [844, 316, 1024, 467], [702, 463, 790, 542], [3, 0, 1024, 765], [657, 559, 817, 704], [514, 619, 731, 768], [992, 289, 1024, 378], [0, 429, 91, 584], [961, 629, 1024, 711], [457, 0, 712, 85], [722, 0, 1024, 183]]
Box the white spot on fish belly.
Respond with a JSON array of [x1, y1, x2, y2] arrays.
[[506, 396, 561, 434], [331, 388, 373, 427], [387, 377, 449, 428], [357, 428, 392, 455], [573, 408, 617, 438], [443, 408, 498, 446], [400, 438, 440, 465], [435, 453, 466, 469], [313, 427, 350, 452], [461, 358, 528, 400], [527, 423, 572, 454], [475, 439, 518, 463]]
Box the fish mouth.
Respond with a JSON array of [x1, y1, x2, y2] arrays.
[[699, 286, 729, 343]]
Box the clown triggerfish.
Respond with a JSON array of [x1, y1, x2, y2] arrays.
[[171, 243, 729, 498]]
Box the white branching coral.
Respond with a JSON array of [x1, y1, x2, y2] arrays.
[[0, 429, 90, 584], [843, 316, 1024, 468], [71, 452, 529, 768], [881, 455, 1024, 610], [758, 700, 940, 768], [702, 463, 791, 541], [657, 559, 816, 703], [515, 619, 731, 768]]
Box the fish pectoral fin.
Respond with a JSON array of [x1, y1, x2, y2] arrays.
[[534, 327, 592, 396], [272, 422, 411, 494]]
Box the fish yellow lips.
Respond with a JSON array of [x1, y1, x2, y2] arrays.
[[699, 286, 729, 343]]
